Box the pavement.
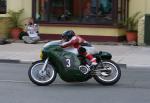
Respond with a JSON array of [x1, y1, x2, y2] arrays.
[[0, 40, 150, 68]]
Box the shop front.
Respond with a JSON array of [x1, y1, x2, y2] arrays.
[[32, 0, 128, 42]]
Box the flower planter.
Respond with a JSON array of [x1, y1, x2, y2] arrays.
[[126, 31, 137, 42], [10, 28, 23, 40]]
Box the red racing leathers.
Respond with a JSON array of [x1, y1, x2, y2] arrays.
[[61, 35, 97, 65]]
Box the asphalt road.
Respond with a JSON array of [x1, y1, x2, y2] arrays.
[[0, 63, 150, 103]]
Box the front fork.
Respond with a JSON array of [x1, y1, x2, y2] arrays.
[[41, 58, 49, 71], [39, 58, 49, 76]]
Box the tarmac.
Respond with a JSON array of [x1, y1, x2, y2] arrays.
[[0, 40, 150, 68]]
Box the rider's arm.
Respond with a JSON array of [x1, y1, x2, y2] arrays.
[[60, 37, 76, 48], [61, 40, 73, 48]]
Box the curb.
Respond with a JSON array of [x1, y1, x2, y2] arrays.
[[127, 65, 150, 69], [0, 59, 20, 63], [0, 59, 32, 64], [119, 64, 127, 69]]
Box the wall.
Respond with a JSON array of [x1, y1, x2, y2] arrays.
[[0, 0, 32, 18], [40, 26, 125, 37], [145, 0, 150, 14], [0, 18, 10, 38], [7, 0, 23, 11], [129, 0, 150, 16], [22, 0, 32, 18], [39, 25, 125, 42]]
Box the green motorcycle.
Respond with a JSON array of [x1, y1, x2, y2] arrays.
[[28, 40, 121, 86]]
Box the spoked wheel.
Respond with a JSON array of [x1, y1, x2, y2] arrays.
[[28, 60, 57, 86], [93, 60, 121, 86]]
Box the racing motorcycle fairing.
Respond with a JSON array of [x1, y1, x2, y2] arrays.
[[42, 45, 92, 82]]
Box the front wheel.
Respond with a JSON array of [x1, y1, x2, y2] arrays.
[[28, 60, 57, 86], [93, 60, 121, 86]]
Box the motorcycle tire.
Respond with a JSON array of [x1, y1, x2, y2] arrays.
[[94, 60, 121, 86], [28, 60, 57, 86]]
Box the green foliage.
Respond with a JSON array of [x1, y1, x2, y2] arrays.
[[123, 12, 142, 32], [7, 9, 24, 29]]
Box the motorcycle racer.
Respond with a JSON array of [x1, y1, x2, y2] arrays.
[[28, 30, 121, 85], [60, 30, 98, 69]]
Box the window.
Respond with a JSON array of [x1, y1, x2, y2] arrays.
[[0, 0, 6, 14], [33, 0, 128, 25]]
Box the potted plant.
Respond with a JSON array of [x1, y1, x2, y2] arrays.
[[8, 9, 24, 39], [123, 12, 142, 42]]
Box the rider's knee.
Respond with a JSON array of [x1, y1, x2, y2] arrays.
[[78, 47, 86, 55]]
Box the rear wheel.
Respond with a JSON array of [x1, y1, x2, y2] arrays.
[[93, 60, 121, 86], [28, 60, 57, 86]]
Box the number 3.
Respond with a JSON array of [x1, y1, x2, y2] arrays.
[[66, 59, 71, 67]]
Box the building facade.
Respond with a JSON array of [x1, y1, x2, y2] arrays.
[[0, 0, 150, 42]]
